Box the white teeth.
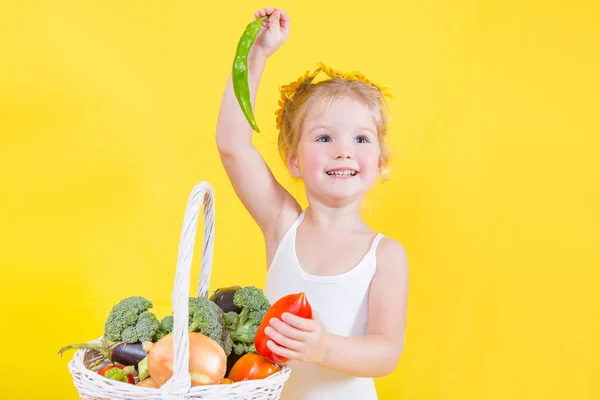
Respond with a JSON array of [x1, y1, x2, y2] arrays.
[[326, 170, 357, 176]]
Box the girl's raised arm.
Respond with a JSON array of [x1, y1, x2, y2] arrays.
[[215, 8, 298, 234]]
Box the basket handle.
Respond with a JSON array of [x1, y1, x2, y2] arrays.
[[160, 182, 215, 399]]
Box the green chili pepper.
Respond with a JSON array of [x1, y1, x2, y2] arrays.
[[232, 15, 268, 133]]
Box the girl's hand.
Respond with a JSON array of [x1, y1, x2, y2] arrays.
[[250, 7, 290, 59], [264, 310, 331, 365]]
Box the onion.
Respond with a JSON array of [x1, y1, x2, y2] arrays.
[[136, 377, 160, 388], [147, 332, 227, 387]]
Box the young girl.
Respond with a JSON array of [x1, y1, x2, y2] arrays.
[[216, 7, 409, 399]]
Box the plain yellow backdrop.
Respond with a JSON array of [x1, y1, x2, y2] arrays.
[[1, 0, 598, 399]]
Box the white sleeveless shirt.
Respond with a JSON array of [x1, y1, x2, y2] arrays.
[[264, 210, 384, 400]]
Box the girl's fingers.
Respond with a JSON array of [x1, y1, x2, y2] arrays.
[[265, 326, 304, 351], [267, 339, 298, 360], [254, 7, 287, 31], [311, 309, 322, 323], [270, 318, 308, 340], [279, 8, 291, 32], [255, 7, 275, 19], [268, 9, 281, 30], [281, 313, 313, 332]]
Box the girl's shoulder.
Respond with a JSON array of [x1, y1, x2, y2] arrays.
[[375, 236, 409, 275]]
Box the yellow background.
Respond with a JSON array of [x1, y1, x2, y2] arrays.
[[1, 0, 598, 399]]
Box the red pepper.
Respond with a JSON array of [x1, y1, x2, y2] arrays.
[[98, 365, 135, 384], [254, 292, 313, 365]]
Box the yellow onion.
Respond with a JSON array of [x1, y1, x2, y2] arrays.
[[147, 332, 227, 387]]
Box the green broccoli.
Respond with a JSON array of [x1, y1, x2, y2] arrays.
[[135, 311, 161, 342], [229, 309, 266, 343], [224, 311, 239, 331], [139, 297, 234, 356], [188, 297, 225, 342], [153, 315, 173, 341], [224, 286, 270, 355], [233, 341, 256, 356], [104, 296, 154, 343], [221, 327, 233, 356], [161, 315, 174, 330], [120, 326, 138, 343], [156, 297, 232, 356], [233, 286, 271, 316]]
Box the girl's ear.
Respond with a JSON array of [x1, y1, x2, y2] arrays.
[[286, 151, 302, 178]]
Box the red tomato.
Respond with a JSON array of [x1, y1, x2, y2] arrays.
[[227, 353, 281, 382], [254, 292, 313, 365]]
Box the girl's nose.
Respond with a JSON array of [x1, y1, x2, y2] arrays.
[[335, 148, 352, 160], [335, 147, 352, 159]]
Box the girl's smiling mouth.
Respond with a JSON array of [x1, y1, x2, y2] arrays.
[[325, 169, 359, 178]]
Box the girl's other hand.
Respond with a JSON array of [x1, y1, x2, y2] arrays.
[[250, 7, 290, 59], [264, 310, 331, 366]]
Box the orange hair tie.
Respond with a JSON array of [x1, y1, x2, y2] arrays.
[[275, 62, 392, 130]]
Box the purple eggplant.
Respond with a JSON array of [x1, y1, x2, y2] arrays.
[[209, 286, 242, 313], [58, 338, 147, 367]]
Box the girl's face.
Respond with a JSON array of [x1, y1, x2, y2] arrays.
[[289, 96, 382, 203]]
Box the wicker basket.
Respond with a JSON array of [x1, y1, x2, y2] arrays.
[[65, 181, 291, 399]]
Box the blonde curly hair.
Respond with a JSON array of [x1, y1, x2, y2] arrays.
[[276, 63, 393, 181]]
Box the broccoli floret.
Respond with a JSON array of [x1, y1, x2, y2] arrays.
[[153, 298, 232, 354], [187, 296, 236, 356], [224, 311, 239, 331], [248, 309, 267, 326], [104, 296, 153, 342], [161, 315, 174, 332], [120, 326, 138, 343], [232, 287, 270, 337], [246, 342, 256, 354], [233, 286, 270, 313], [153, 315, 174, 341], [188, 297, 224, 342], [233, 341, 256, 356], [224, 287, 270, 355], [135, 311, 161, 342], [221, 327, 233, 357], [229, 310, 265, 342]]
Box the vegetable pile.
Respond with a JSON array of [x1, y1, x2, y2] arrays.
[[58, 285, 311, 388]]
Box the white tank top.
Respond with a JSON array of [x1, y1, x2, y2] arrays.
[[264, 210, 384, 400]]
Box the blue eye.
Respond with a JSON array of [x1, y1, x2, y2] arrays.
[[316, 135, 331, 142], [355, 135, 369, 144]]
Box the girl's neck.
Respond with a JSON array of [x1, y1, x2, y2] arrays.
[[303, 203, 368, 231]]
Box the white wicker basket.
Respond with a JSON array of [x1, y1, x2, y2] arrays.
[[65, 181, 291, 399]]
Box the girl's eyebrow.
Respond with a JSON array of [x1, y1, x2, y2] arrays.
[[305, 125, 376, 136], [307, 124, 331, 134], [357, 126, 377, 135]]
